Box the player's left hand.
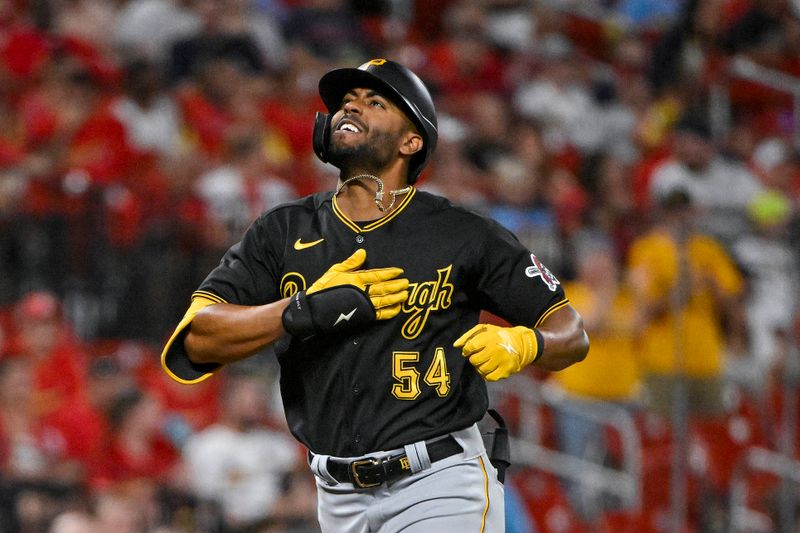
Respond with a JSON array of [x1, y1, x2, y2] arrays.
[[454, 324, 541, 381]]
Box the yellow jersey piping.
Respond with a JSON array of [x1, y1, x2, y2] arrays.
[[192, 290, 228, 304], [160, 294, 224, 384], [332, 187, 416, 233], [534, 298, 570, 328]]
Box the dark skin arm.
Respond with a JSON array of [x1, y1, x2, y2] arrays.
[[184, 297, 291, 365], [532, 304, 589, 371], [187, 298, 589, 373]]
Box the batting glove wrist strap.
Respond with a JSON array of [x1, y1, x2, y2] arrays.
[[282, 286, 376, 340], [531, 327, 545, 363]]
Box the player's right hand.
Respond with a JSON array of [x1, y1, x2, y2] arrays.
[[308, 249, 409, 319]]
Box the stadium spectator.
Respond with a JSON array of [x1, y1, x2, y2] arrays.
[[113, 0, 199, 62], [167, 0, 268, 86], [550, 229, 641, 524], [731, 190, 799, 393], [462, 92, 513, 173], [627, 186, 754, 526], [513, 35, 594, 154], [647, 113, 764, 247], [171, 55, 253, 160], [281, 0, 375, 62], [182, 371, 316, 531], [132, 340, 222, 433], [0, 356, 88, 530], [582, 151, 641, 260], [195, 131, 296, 249], [628, 187, 747, 420], [646, 0, 728, 101], [12, 57, 133, 297], [417, 131, 491, 211], [423, 0, 508, 107], [0, 357, 80, 482], [111, 57, 184, 160], [260, 48, 322, 152], [90, 388, 184, 489], [7, 291, 89, 417], [43, 354, 135, 486], [486, 151, 562, 271]]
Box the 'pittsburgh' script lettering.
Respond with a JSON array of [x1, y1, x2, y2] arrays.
[[401, 265, 454, 339]]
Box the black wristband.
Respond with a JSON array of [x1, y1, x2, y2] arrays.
[[282, 291, 315, 339], [532, 328, 545, 363], [282, 285, 376, 340]]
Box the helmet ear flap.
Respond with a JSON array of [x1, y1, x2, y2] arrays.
[[313, 112, 332, 163]]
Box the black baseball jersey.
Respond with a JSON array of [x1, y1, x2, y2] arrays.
[[192, 187, 567, 456]]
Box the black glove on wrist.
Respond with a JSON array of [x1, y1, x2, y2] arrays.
[[281, 285, 376, 340]]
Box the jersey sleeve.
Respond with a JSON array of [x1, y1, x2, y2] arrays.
[[196, 214, 284, 306], [161, 214, 284, 385], [471, 218, 568, 327], [161, 295, 223, 384]]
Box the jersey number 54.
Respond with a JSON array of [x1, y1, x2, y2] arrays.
[[392, 348, 450, 400]]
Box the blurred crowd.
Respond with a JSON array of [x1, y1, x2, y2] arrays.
[[0, 0, 799, 531]]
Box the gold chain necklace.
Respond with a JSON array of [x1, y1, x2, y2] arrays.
[[334, 174, 411, 213]]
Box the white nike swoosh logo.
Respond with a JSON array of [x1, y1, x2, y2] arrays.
[[333, 308, 357, 326]]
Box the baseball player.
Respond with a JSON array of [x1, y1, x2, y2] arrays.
[[161, 58, 589, 532]]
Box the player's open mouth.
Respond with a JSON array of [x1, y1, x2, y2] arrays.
[[336, 119, 364, 134]]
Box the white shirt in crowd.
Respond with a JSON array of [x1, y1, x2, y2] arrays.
[[184, 424, 300, 524]]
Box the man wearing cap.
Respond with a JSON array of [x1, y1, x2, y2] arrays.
[[648, 114, 764, 248], [161, 58, 588, 532]]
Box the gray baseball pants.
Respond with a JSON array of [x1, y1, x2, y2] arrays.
[[309, 424, 505, 532]]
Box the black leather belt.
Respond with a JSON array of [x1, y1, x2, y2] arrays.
[[318, 435, 463, 489]]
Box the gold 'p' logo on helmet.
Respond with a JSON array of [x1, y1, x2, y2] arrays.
[[368, 58, 387, 66]]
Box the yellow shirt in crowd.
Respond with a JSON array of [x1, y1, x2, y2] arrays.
[[627, 230, 743, 378], [554, 282, 640, 401]]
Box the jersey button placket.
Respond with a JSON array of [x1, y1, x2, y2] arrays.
[[355, 234, 365, 244]]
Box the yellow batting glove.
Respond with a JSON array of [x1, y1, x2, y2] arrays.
[[454, 324, 542, 381], [367, 278, 409, 320], [308, 249, 409, 320]]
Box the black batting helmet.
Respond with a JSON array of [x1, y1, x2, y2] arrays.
[[313, 58, 438, 183]]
